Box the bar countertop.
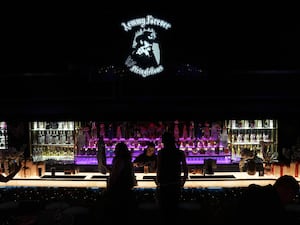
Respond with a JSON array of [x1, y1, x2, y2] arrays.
[[1, 171, 294, 189]]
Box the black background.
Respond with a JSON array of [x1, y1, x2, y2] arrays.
[[1, 2, 300, 123], [1, 3, 299, 74]]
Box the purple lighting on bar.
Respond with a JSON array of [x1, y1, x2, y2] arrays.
[[74, 154, 233, 165]]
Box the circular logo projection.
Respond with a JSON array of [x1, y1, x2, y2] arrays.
[[121, 15, 171, 77]]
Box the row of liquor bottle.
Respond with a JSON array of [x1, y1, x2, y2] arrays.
[[32, 146, 74, 162], [75, 147, 230, 156], [26, 120, 276, 162], [229, 119, 275, 129], [0, 122, 8, 149], [230, 129, 274, 143], [75, 140, 230, 152], [30, 126, 273, 148], [32, 121, 75, 130], [32, 130, 75, 145], [31, 144, 230, 161], [31, 129, 273, 148], [29, 120, 276, 141], [73, 131, 229, 150], [231, 144, 273, 159], [73, 121, 227, 140]]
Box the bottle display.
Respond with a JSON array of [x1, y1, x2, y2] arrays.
[[227, 119, 278, 162], [0, 121, 8, 150], [30, 121, 76, 162], [74, 120, 232, 165], [28, 119, 278, 166]]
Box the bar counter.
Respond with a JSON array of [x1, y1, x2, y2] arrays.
[[1, 171, 292, 189]]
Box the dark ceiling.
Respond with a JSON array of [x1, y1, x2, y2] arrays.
[[1, 4, 299, 75], [1, 3, 300, 121]]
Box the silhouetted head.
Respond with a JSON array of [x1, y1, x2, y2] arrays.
[[114, 142, 131, 158], [162, 132, 175, 146], [274, 175, 299, 205]]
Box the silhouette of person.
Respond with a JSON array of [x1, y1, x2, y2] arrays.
[[107, 142, 136, 191], [75, 128, 85, 155], [104, 142, 137, 223], [235, 175, 299, 223], [97, 135, 108, 174], [156, 132, 188, 212], [273, 174, 299, 206], [133, 142, 157, 173]]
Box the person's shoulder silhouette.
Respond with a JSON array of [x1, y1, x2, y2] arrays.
[[156, 131, 188, 212]]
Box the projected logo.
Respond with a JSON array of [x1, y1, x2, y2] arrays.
[[121, 15, 171, 77]]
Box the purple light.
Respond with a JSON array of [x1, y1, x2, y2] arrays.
[[74, 151, 233, 166]]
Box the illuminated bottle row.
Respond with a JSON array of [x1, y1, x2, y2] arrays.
[[32, 145, 74, 162], [28, 119, 278, 163], [30, 121, 76, 162], [32, 130, 74, 145], [230, 129, 272, 144], [227, 119, 278, 161], [0, 121, 8, 150], [32, 121, 74, 130], [229, 119, 274, 129]]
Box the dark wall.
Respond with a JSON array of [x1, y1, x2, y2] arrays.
[[1, 69, 300, 122]]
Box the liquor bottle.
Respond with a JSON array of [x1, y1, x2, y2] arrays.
[[196, 122, 202, 139], [107, 123, 114, 139], [69, 131, 74, 145], [237, 145, 241, 157], [182, 123, 188, 139], [231, 120, 236, 128], [97, 135, 107, 173], [99, 123, 106, 138], [37, 131, 43, 145], [257, 120, 262, 128], [116, 124, 122, 139], [62, 131, 67, 144], [121, 122, 127, 139], [45, 131, 50, 144], [244, 130, 250, 143], [156, 121, 165, 138], [256, 131, 262, 142], [269, 120, 274, 128], [210, 122, 220, 141], [220, 126, 228, 148], [244, 120, 249, 128], [250, 130, 256, 142], [174, 120, 180, 141], [231, 130, 237, 143], [52, 131, 57, 144], [237, 131, 243, 142], [33, 121, 38, 130], [189, 121, 195, 139], [203, 121, 210, 139], [249, 120, 255, 128], [91, 122, 98, 139], [264, 120, 269, 128]]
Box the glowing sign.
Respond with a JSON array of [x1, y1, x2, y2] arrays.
[[122, 15, 171, 77]]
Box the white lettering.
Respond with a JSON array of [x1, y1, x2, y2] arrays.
[[121, 15, 171, 32], [129, 65, 164, 77], [146, 15, 171, 30]]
